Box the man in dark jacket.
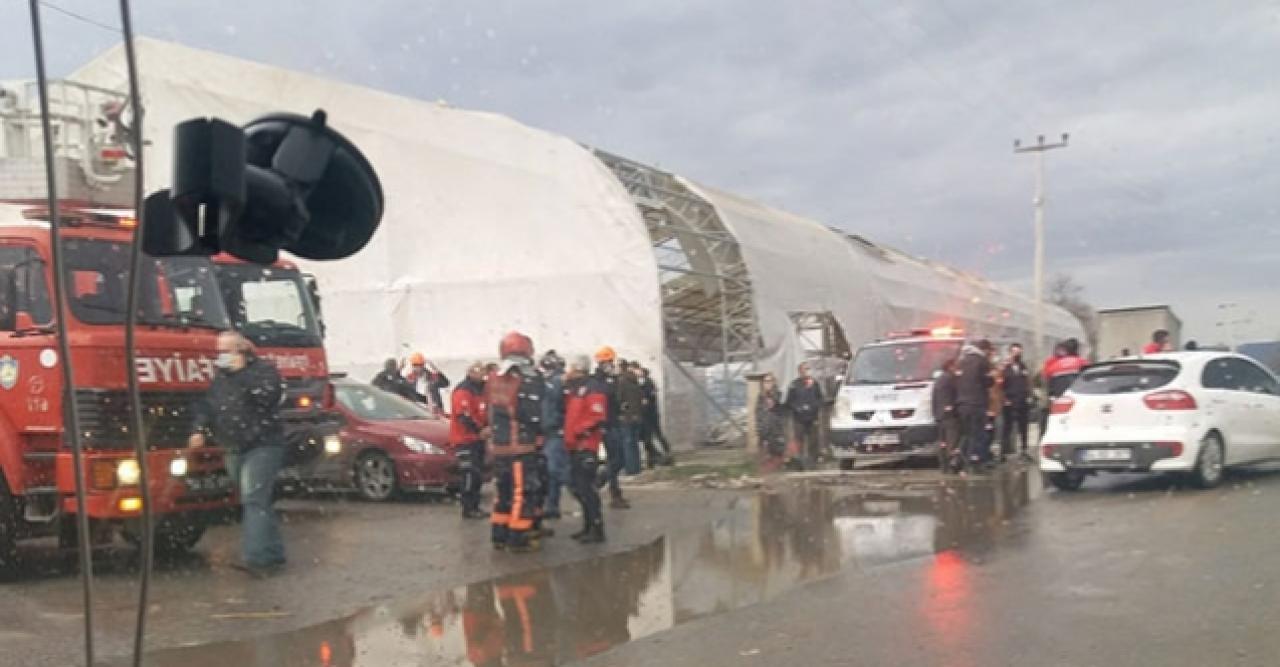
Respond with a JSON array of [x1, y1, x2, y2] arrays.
[[189, 331, 286, 575], [1000, 343, 1032, 462], [539, 351, 568, 520], [637, 366, 673, 467], [371, 357, 417, 400], [932, 358, 960, 473], [616, 361, 645, 475], [785, 362, 826, 468], [592, 347, 630, 509], [956, 339, 994, 470]]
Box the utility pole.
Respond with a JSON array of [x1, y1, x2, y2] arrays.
[[1014, 133, 1069, 363]]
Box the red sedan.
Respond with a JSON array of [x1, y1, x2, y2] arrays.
[[329, 377, 456, 501]]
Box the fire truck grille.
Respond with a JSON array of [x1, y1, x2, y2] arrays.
[[74, 390, 201, 449]]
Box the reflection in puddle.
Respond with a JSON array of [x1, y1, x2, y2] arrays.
[[138, 468, 1033, 666]]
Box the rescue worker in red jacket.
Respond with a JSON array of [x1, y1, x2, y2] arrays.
[[1040, 338, 1087, 439], [485, 332, 548, 552], [450, 362, 490, 520], [563, 355, 608, 543]]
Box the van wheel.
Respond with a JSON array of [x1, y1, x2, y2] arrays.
[[0, 476, 18, 580], [1047, 471, 1086, 492], [838, 459, 855, 472], [1190, 433, 1225, 489]]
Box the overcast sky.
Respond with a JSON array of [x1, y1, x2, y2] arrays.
[[2, 0, 1276, 343]]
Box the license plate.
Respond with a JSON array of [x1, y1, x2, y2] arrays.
[[1082, 448, 1130, 462], [863, 432, 901, 446]]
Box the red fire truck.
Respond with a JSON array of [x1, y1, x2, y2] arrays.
[[0, 80, 237, 573]]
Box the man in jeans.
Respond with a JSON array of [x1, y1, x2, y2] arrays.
[[189, 331, 286, 576], [1000, 343, 1032, 462], [785, 362, 826, 468], [539, 351, 569, 520]]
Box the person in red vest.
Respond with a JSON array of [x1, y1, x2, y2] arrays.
[[1142, 329, 1172, 354], [564, 355, 608, 543], [485, 332, 547, 553], [1040, 338, 1088, 439], [450, 362, 490, 520]]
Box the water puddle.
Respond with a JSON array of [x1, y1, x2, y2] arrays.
[[134, 467, 1034, 666]]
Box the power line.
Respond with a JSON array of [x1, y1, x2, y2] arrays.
[[39, 0, 120, 33]]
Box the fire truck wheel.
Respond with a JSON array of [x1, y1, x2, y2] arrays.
[[125, 523, 207, 555], [0, 476, 18, 580]]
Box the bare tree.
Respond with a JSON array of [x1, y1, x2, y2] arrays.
[[1048, 274, 1100, 360]]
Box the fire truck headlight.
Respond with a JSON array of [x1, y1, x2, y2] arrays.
[[116, 459, 142, 486], [169, 457, 189, 477], [324, 434, 343, 454]]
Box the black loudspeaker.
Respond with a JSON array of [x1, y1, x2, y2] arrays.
[[142, 109, 383, 265]]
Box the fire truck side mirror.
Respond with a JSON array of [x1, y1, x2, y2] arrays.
[[144, 110, 383, 266], [0, 267, 17, 331]]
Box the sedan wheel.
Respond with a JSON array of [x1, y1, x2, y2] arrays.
[[1190, 433, 1225, 489], [356, 452, 397, 502]]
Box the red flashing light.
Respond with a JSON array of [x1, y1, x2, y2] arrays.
[[1049, 397, 1075, 415], [930, 326, 964, 338], [1143, 390, 1196, 411], [100, 147, 128, 162]]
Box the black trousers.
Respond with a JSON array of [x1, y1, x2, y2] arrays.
[[793, 417, 821, 464], [570, 450, 603, 529], [490, 453, 541, 547], [958, 407, 989, 464], [1001, 402, 1030, 456], [457, 440, 486, 513]]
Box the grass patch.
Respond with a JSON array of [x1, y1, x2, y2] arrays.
[[649, 457, 757, 482]]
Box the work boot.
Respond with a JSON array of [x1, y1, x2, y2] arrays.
[[461, 508, 487, 520], [610, 495, 631, 510], [508, 535, 542, 554], [577, 522, 606, 544], [570, 523, 590, 540]]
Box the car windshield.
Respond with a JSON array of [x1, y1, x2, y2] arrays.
[[62, 238, 230, 329], [1072, 362, 1180, 395], [215, 263, 322, 348], [848, 341, 962, 385], [336, 382, 431, 421]]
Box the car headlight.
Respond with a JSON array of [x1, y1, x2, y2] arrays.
[[116, 459, 141, 486], [324, 434, 343, 454], [401, 435, 445, 455], [169, 457, 188, 477]]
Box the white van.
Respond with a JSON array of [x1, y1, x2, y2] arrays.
[[829, 329, 966, 470]]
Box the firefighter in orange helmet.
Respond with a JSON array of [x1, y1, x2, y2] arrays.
[[485, 331, 548, 552]]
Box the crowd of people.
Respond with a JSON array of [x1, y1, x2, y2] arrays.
[[931, 337, 1087, 474], [375, 333, 674, 553], [755, 362, 828, 470]]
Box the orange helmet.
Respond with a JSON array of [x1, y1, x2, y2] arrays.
[[408, 352, 426, 366], [594, 346, 616, 363], [499, 331, 534, 359]]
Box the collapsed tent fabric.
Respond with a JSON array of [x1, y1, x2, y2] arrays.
[[71, 38, 664, 389]]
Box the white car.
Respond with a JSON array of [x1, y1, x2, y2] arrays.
[[1040, 351, 1280, 491]]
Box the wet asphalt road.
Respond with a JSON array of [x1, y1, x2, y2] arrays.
[[7, 461, 1280, 666], [0, 485, 743, 667], [585, 466, 1280, 667]]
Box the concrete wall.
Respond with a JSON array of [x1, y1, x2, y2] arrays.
[[1097, 308, 1182, 358]]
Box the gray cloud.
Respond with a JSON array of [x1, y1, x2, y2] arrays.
[[2, 0, 1276, 342]]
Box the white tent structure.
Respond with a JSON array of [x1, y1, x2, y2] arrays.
[[68, 39, 1082, 447]]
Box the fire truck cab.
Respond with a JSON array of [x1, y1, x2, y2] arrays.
[[211, 255, 344, 490], [0, 80, 237, 573]]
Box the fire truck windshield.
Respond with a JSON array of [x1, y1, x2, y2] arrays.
[[215, 263, 323, 348], [63, 238, 230, 329]]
